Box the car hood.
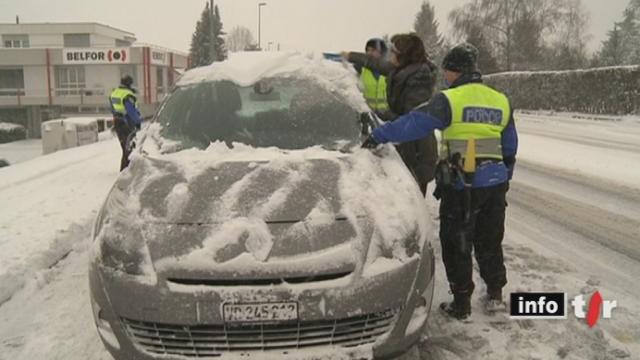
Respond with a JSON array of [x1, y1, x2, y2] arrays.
[[96, 146, 430, 281]]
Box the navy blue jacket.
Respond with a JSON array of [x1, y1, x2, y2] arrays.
[[372, 73, 518, 188]]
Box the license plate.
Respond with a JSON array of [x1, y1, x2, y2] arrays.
[[223, 302, 298, 323]]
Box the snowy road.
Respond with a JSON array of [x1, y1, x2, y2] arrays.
[[1, 113, 639, 360]]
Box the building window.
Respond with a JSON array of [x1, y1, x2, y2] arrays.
[[156, 67, 166, 98], [2, 34, 30, 48], [55, 66, 86, 95], [63, 33, 90, 48], [0, 68, 25, 96]]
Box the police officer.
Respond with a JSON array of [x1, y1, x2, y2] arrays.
[[109, 75, 142, 171], [359, 38, 389, 115], [363, 43, 518, 320]]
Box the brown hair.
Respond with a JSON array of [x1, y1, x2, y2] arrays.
[[390, 33, 430, 69]]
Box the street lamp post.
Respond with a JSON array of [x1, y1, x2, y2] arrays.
[[258, 2, 267, 50]]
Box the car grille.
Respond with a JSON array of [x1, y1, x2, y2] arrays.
[[121, 309, 398, 357]]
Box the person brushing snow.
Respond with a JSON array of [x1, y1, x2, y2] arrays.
[[342, 34, 438, 196], [363, 43, 518, 320], [109, 75, 142, 171]]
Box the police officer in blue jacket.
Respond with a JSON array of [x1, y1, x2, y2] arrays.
[[363, 43, 518, 320], [109, 75, 142, 171]]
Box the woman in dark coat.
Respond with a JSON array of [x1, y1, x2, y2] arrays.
[[343, 33, 439, 196]]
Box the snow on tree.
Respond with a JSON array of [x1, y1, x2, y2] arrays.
[[465, 24, 500, 74], [545, 0, 591, 70], [226, 26, 256, 53], [188, 2, 227, 68], [448, 0, 590, 71], [594, 0, 640, 66], [413, 1, 445, 62], [511, 9, 545, 71]]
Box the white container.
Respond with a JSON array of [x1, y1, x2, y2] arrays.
[[41, 118, 99, 155]]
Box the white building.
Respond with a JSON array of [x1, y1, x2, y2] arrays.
[[0, 22, 189, 137]]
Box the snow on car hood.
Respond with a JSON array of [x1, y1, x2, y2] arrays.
[[176, 52, 368, 112], [95, 139, 432, 281]]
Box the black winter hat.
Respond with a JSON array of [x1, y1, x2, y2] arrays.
[[442, 43, 479, 73], [365, 38, 388, 55], [121, 75, 134, 87]]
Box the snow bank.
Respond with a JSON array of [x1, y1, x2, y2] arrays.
[[0, 139, 42, 164], [0, 122, 24, 131], [43, 117, 99, 127], [0, 138, 120, 304], [177, 52, 368, 112], [0, 122, 27, 144]]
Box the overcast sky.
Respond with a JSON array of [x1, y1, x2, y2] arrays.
[[0, 0, 630, 55]]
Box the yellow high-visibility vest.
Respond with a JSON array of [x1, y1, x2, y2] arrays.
[[360, 68, 389, 112], [109, 87, 137, 116], [441, 83, 511, 160]]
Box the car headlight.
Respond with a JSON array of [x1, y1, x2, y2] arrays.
[[99, 233, 150, 276], [93, 184, 156, 280], [362, 229, 421, 277], [367, 228, 421, 262], [91, 296, 121, 350]]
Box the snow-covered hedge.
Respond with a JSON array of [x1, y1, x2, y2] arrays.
[[0, 122, 27, 144], [485, 66, 640, 115]]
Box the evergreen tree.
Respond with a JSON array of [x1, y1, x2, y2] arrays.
[[211, 5, 227, 61], [414, 1, 445, 61], [188, 2, 227, 68], [594, 1, 640, 66], [597, 24, 624, 66], [465, 25, 500, 74], [511, 10, 545, 70]]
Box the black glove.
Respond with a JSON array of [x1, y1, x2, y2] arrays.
[[361, 134, 380, 149]]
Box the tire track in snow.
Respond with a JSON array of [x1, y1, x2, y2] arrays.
[[515, 160, 640, 218], [508, 181, 640, 262]]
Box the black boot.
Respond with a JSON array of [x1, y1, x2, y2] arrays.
[[483, 286, 506, 314], [439, 291, 472, 320], [487, 286, 502, 302]]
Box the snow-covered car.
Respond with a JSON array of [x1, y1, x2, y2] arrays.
[[89, 52, 435, 360]]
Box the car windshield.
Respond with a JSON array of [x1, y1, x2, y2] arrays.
[[156, 77, 361, 151]]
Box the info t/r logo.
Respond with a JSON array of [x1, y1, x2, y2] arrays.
[[510, 291, 617, 327]]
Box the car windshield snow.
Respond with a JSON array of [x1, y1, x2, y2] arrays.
[[156, 77, 361, 151]]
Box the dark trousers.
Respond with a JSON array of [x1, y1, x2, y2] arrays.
[[114, 119, 134, 171], [439, 182, 509, 295]]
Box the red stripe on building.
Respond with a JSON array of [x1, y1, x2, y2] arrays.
[[45, 48, 53, 106]]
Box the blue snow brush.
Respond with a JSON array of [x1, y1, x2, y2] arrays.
[[323, 53, 343, 62]]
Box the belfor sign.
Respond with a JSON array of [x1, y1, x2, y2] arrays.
[[63, 48, 130, 64]]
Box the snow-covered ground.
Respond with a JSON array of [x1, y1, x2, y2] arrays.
[[0, 133, 119, 305], [0, 139, 42, 165], [1, 113, 639, 360]]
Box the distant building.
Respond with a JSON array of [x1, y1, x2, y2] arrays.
[[0, 22, 188, 137]]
